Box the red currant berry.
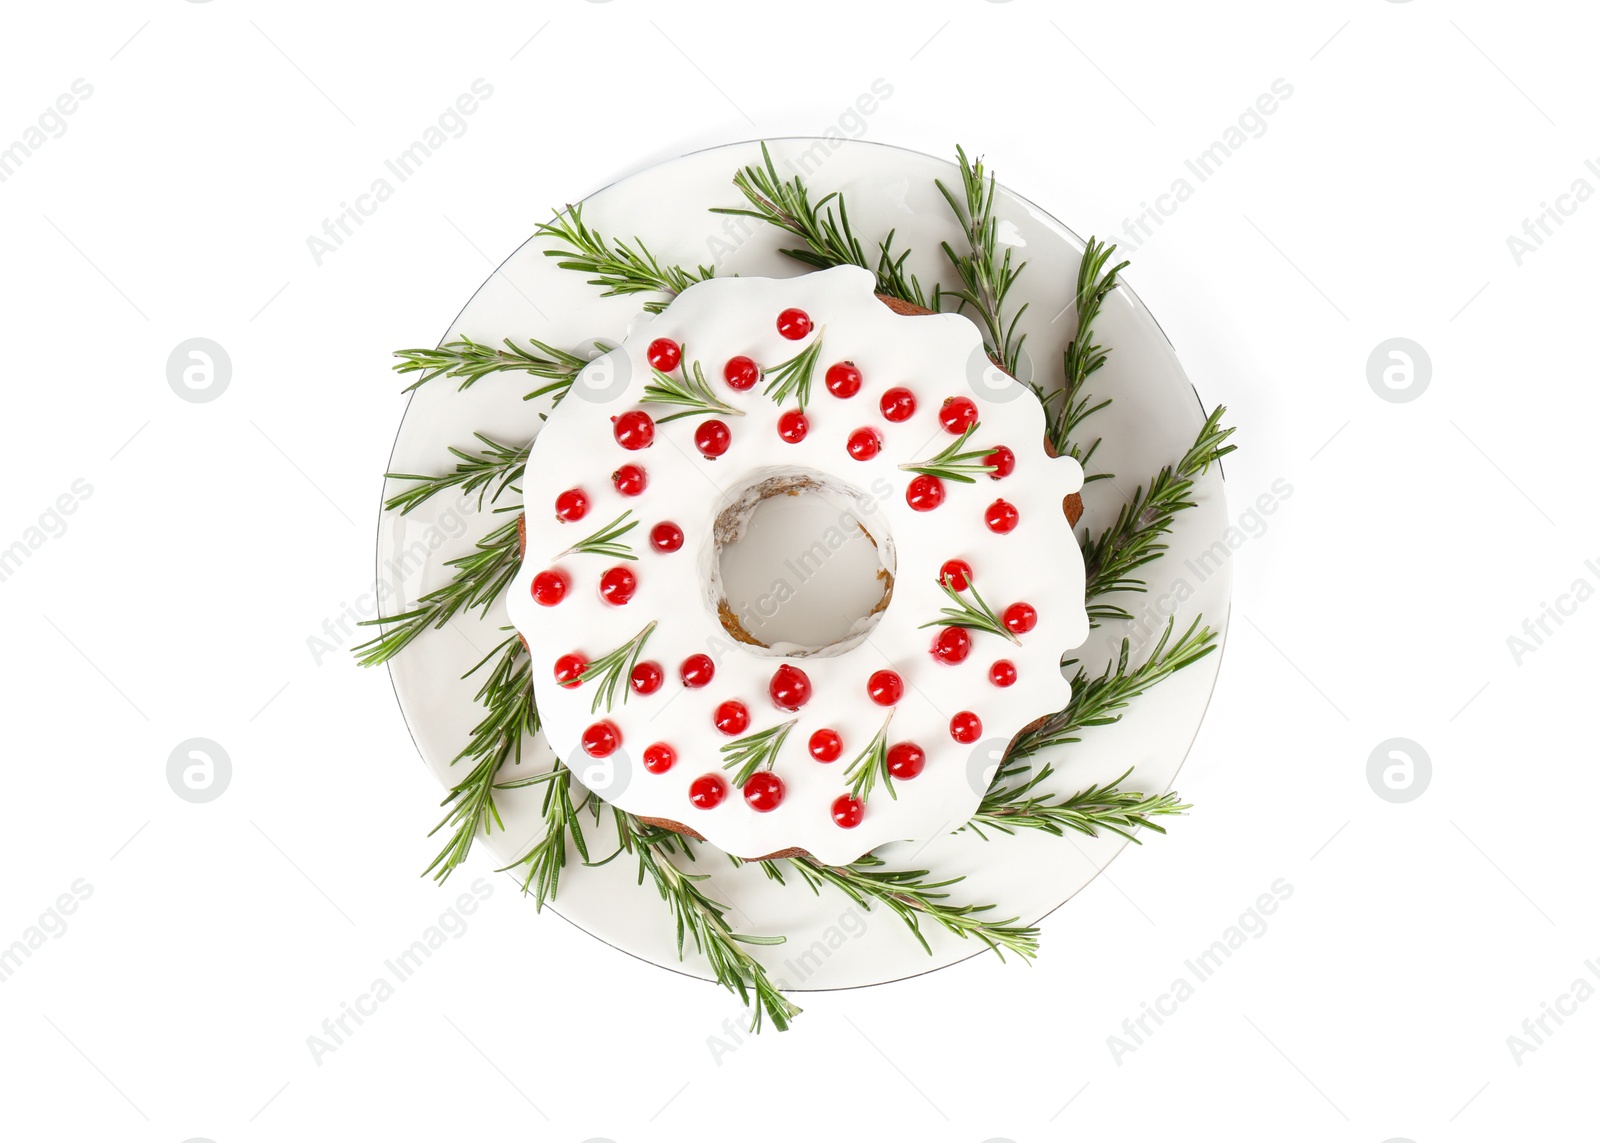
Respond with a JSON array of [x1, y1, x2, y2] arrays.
[[907, 474, 945, 511], [581, 720, 620, 758], [777, 307, 812, 339], [809, 728, 843, 763], [743, 771, 785, 812], [939, 559, 973, 592], [680, 654, 715, 688], [643, 742, 676, 774], [647, 337, 681, 372], [831, 794, 865, 828], [630, 660, 664, 695], [599, 566, 637, 605], [1003, 602, 1037, 634], [777, 409, 809, 443], [612, 464, 647, 496], [613, 410, 655, 450], [553, 653, 587, 688], [555, 487, 589, 522], [887, 742, 926, 780], [531, 569, 569, 606], [867, 669, 904, 706], [824, 361, 862, 398], [714, 700, 750, 736], [723, 355, 760, 390], [846, 427, 882, 461], [950, 711, 983, 743], [985, 498, 1020, 533], [695, 419, 732, 458], [650, 521, 684, 553], [880, 387, 916, 422], [769, 664, 812, 711], [989, 659, 1018, 687], [939, 396, 979, 434], [689, 774, 728, 809], [931, 626, 971, 665], [986, 445, 1016, 479]]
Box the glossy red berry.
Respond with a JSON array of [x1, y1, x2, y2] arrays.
[[880, 387, 916, 422], [599, 566, 637, 605], [630, 660, 664, 695], [985, 499, 1020, 533], [553, 653, 587, 688], [689, 774, 727, 809], [769, 664, 812, 711], [643, 742, 676, 774], [680, 654, 715, 688], [931, 626, 971, 664], [939, 559, 973, 592], [846, 427, 881, 461], [906, 474, 945, 511], [777, 307, 812, 340], [831, 794, 865, 828], [777, 409, 809, 443], [989, 659, 1018, 687], [887, 742, 925, 780], [867, 669, 904, 706], [555, 488, 589, 522], [612, 464, 647, 496], [950, 711, 983, 743], [695, 419, 731, 458], [650, 521, 684, 553], [986, 445, 1016, 479], [743, 771, 785, 812], [809, 728, 843, 762], [1003, 602, 1037, 634], [531, 569, 569, 606], [714, 700, 750, 736], [581, 720, 620, 758], [613, 410, 655, 450], [647, 337, 681, 372], [825, 361, 862, 398], [939, 396, 979, 434], [724, 355, 760, 390]]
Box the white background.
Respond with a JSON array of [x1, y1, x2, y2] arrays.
[[2, 1, 1595, 1140]]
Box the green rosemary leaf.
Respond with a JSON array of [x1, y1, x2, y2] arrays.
[[575, 621, 656, 714], [720, 720, 798, 788], [560, 510, 639, 561]]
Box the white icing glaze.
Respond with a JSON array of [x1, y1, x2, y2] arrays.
[[506, 266, 1088, 865]]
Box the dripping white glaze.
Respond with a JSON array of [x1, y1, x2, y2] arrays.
[[506, 265, 1089, 865]]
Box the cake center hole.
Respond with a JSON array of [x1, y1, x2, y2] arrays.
[[713, 475, 894, 656]]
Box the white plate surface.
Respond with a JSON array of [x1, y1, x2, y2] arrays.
[[379, 138, 1230, 992]]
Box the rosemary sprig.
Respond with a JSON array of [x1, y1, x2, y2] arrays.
[[383, 433, 528, 515], [843, 714, 896, 802], [537, 202, 713, 314], [720, 720, 798, 788], [644, 356, 743, 422], [422, 633, 539, 882], [559, 510, 639, 561], [575, 621, 656, 714], [918, 576, 1019, 644], [1046, 237, 1128, 463], [966, 763, 1188, 842], [393, 334, 588, 400], [898, 425, 998, 484], [768, 854, 1038, 961], [761, 334, 825, 411], [936, 146, 1027, 377], [617, 813, 800, 1032], [352, 515, 522, 667], [498, 765, 593, 910], [1081, 406, 1236, 622], [1008, 616, 1219, 762], [712, 142, 936, 305]]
